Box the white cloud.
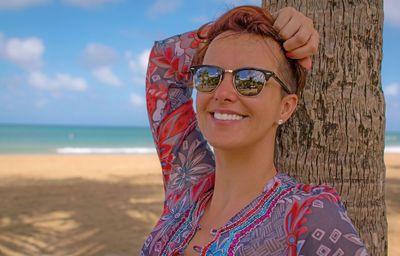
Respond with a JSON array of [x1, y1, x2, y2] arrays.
[[0, 0, 50, 9], [128, 49, 150, 75], [128, 48, 150, 86], [0, 33, 44, 70], [81, 43, 123, 86], [92, 66, 123, 86], [384, 82, 399, 96], [81, 43, 119, 68], [28, 71, 88, 91], [384, 0, 400, 27], [62, 0, 122, 8], [130, 93, 145, 106], [147, 0, 182, 19], [0, 33, 88, 94]]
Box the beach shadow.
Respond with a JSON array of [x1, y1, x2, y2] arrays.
[[0, 175, 164, 256]]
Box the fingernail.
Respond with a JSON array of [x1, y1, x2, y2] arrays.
[[285, 52, 293, 58]]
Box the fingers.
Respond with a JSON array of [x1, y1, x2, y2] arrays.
[[297, 57, 312, 71], [273, 7, 294, 32], [281, 20, 313, 51], [278, 12, 313, 42], [273, 6, 319, 69], [271, 10, 279, 20], [285, 31, 319, 59]]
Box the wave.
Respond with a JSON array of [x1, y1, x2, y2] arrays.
[[56, 147, 156, 155], [384, 146, 400, 154]]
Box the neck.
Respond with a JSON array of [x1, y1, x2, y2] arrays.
[[208, 134, 277, 218]]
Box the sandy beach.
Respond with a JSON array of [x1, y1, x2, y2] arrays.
[[0, 154, 399, 255]]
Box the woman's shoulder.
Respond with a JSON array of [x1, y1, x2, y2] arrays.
[[275, 172, 367, 254], [275, 172, 346, 218], [269, 172, 347, 225], [276, 172, 341, 202]]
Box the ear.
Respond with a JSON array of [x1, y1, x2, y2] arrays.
[[279, 94, 298, 124]]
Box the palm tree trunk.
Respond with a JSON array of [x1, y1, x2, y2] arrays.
[[262, 0, 387, 254]]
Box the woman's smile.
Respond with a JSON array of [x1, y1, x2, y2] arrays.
[[213, 112, 244, 121]]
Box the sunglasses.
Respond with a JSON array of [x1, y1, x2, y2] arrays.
[[189, 64, 293, 96]]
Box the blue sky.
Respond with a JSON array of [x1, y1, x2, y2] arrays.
[[0, 0, 399, 131]]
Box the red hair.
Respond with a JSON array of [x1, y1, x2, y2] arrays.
[[195, 5, 306, 94]]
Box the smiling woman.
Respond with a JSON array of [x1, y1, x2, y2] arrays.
[[142, 5, 368, 256], [194, 32, 298, 152]]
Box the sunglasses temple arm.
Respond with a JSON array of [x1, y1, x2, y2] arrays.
[[273, 75, 293, 94]]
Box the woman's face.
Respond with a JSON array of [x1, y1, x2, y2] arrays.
[[195, 31, 297, 151]]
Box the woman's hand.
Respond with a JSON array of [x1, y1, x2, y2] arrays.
[[273, 7, 319, 70]]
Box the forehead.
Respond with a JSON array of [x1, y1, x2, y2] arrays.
[[203, 31, 284, 72]]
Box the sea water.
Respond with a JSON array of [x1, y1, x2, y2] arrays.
[[0, 124, 156, 154], [385, 131, 400, 153], [0, 124, 399, 154]]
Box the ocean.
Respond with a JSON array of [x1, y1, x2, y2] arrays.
[[0, 124, 156, 155], [0, 124, 399, 155]]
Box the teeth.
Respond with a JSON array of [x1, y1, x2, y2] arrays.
[[214, 112, 244, 121]]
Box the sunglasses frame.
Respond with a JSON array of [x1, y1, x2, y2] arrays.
[[189, 64, 293, 96]]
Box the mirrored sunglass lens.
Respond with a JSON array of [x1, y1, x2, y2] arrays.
[[234, 70, 265, 96], [194, 67, 221, 92]]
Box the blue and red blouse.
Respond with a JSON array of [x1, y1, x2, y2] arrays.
[[141, 30, 368, 256]]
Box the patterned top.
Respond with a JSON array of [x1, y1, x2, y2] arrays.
[[141, 30, 368, 256]]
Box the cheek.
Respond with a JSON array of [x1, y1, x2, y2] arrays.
[[195, 92, 208, 114], [195, 92, 210, 131], [251, 93, 282, 121]]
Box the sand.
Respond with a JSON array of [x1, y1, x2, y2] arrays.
[[385, 154, 400, 256], [0, 154, 398, 255]]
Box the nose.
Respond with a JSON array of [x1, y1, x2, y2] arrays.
[[213, 72, 237, 102]]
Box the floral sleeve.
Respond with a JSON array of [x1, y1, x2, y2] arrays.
[[146, 30, 215, 200]]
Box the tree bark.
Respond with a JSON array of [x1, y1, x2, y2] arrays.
[[262, 0, 387, 254]]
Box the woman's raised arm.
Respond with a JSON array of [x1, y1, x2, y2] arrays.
[[146, 31, 215, 200]]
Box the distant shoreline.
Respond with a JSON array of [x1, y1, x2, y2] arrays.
[[1, 124, 399, 154]]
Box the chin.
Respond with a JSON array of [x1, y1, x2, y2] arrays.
[[205, 133, 249, 151]]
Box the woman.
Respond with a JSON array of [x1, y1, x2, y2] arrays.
[[142, 5, 367, 256]]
